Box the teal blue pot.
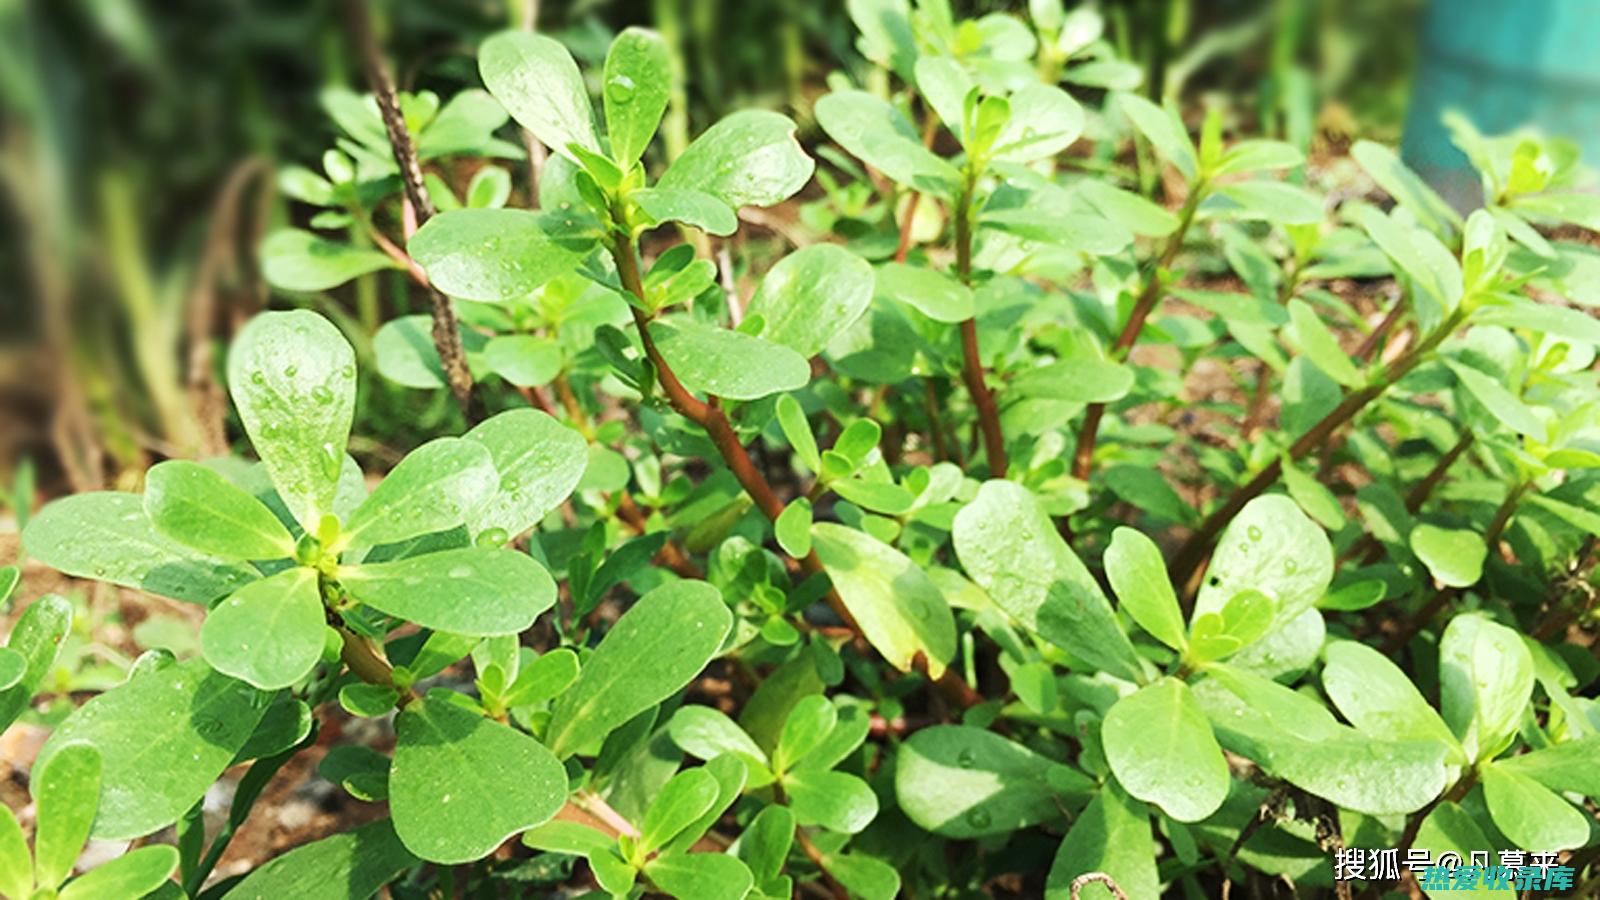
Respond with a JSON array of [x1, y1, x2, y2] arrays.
[[1402, 0, 1600, 210]]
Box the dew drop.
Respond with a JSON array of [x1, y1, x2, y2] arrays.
[[476, 527, 509, 549], [311, 385, 334, 405], [283, 364, 298, 378], [318, 442, 342, 481], [250, 371, 266, 385], [965, 808, 992, 829], [605, 75, 637, 103], [1246, 525, 1263, 541], [956, 749, 977, 768], [1282, 559, 1298, 574]]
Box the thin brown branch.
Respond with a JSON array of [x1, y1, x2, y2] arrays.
[[1072, 180, 1207, 481], [613, 234, 980, 709], [344, 0, 477, 421], [1070, 873, 1130, 900], [953, 176, 1007, 476], [794, 827, 850, 900], [1171, 305, 1467, 600]]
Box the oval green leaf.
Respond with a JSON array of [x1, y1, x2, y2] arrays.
[[546, 580, 732, 758], [227, 310, 357, 531], [1102, 678, 1229, 822], [35, 657, 270, 839], [201, 567, 325, 690], [811, 522, 957, 679], [340, 547, 555, 636], [391, 693, 567, 863]]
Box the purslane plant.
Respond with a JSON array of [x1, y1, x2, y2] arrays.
[[6, 1, 1600, 899]]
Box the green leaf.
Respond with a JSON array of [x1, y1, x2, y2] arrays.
[[603, 28, 670, 166], [1215, 181, 1324, 226], [33, 743, 101, 890], [484, 334, 564, 387], [546, 581, 732, 758], [1117, 93, 1195, 179], [667, 706, 772, 786], [1350, 140, 1461, 237], [340, 547, 555, 636], [0, 805, 30, 900], [1103, 466, 1194, 526], [478, 31, 600, 162], [1188, 589, 1275, 661], [952, 480, 1143, 681], [1346, 203, 1460, 314], [409, 209, 594, 303], [644, 851, 753, 900], [1102, 678, 1229, 822], [1286, 298, 1362, 387], [783, 767, 877, 834], [1213, 140, 1304, 176], [1010, 357, 1135, 404], [735, 804, 795, 885], [774, 498, 813, 559], [657, 110, 814, 209], [222, 819, 418, 900], [202, 567, 325, 690], [776, 395, 820, 472], [1412, 803, 1513, 900], [914, 56, 973, 143], [23, 493, 257, 604], [342, 438, 497, 549], [1280, 460, 1346, 531], [873, 262, 973, 323], [1445, 359, 1545, 438], [373, 315, 469, 390], [1045, 781, 1158, 900], [1104, 527, 1185, 651], [58, 845, 178, 900], [895, 725, 1092, 838], [464, 409, 589, 540], [775, 695, 836, 773], [36, 657, 269, 840], [144, 461, 295, 560], [1199, 666, 1450, 815], [259, 229, 398, 292], [502, 648, 581, 708], [1408, 523, 1487, 588], [1439, 613, 1533, 762], [819, 851, 899, 900], [630, 187, 737, 236], [1192, 495, 1333, 636], [391, 692, 567, 863], [1076, 179, 1180, 237], [0, 649, 22, 692], [650, 318, 810, 401], [0, 594, 73, 734], [991, 84, 1084, 163], [747, 245, 875, 358], [235, 696, 314, 763], [466, 166, 512, 209], [1481, 763, 1590, 852], [814, 91, 960, 194], [1321, 640, 1460, 751], [660, 753, 746, 854], [227, 310, 357, 531], [640, 767, 720, 853], [340, 683, 399, 718], [810, 522, 957, 678], [521, 820, 615, 857]]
